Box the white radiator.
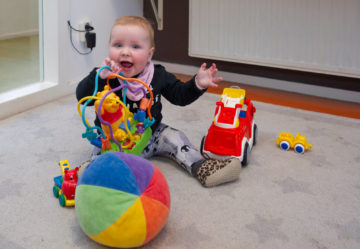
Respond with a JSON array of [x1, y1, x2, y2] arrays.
[[189, 0, 360, 78]]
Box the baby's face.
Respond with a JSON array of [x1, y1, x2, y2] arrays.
[[109, 24, 154, 78]]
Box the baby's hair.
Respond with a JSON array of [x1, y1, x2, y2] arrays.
[[111, 16, 155, 48]]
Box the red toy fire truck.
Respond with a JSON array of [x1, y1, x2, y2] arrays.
[[201, 88, 257, 166]]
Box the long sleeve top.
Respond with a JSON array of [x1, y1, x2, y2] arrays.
[[76, 64, 206, 131]]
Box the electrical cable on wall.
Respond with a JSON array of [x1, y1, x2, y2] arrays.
[[67, 20, 96, 55]]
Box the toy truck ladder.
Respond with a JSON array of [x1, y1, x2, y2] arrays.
[[59, 160, 71, 177], [214, 88, 246, 129]]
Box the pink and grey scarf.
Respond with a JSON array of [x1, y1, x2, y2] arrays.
[[118, 61, 154, 101]]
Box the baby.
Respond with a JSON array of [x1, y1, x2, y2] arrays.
[[76, 16, 242, 187]]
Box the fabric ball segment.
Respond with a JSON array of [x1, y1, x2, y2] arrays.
[[75, 152, 171, 248]]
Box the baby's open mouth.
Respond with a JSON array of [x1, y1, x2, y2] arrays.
[[120, 61, 133, 69]]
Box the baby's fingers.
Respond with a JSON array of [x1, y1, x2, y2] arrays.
[[114, 65, 122, 75], [209, 81, 219, 88], [213, 76, 222, 83]]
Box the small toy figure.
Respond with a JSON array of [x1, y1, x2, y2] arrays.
[[94, 85, 130, 143], [134, 98, 150, 134], [53, 160, 79, 207], [276, 132, 312, 154], [201, 87, 257, 166]]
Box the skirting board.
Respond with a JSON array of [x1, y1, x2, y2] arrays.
[[0, 81, 76, 120], [153, 60, 360, 104], [0, 30, 39, 40]]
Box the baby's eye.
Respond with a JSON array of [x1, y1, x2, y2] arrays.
[[114, 43, 122, 48], [132, 44, 140, 49]]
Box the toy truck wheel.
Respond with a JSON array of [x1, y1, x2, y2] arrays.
[[242, 142, 250, 167], [59, 193, 66, 207], [200, 136, 207, 158], [253, 124, 258, 146], [53, 185, 60, 198], [279, 141, 290, 151], [294, 144, 305, 154]]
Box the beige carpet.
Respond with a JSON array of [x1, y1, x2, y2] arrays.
[[0, 92, 359, 249]]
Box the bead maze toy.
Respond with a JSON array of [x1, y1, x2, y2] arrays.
[[201, 87, 257, 166], [276, 132, 312, 154], [77, 66, 155, 155]]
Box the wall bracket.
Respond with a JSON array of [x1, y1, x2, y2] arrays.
[[150, 0, 163, 30]]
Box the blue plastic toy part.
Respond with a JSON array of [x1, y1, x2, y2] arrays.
[[280, 141, 290, 151], [90, 136, 102, 148], [82, 129, 98, 142], [134, 110, 146, 123], [80, 66, 110, 140], [53, 175, 62, 198], [119, 119, 132, 131], [53, 176, 62, 187], [294, 144, 305, 154], [143, 117, 155, 129], [239, 110, 246, 118]]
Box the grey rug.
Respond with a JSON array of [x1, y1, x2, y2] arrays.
[[1, 92, 359, 249]]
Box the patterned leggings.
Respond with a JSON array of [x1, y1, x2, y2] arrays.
[[91, 123, 204, 175], [140, 123, 204, 175]]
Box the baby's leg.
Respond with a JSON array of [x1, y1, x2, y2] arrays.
[[141, 123, 203, 174], [141, 123, 243, 187]]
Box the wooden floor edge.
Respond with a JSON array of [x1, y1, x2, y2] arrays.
[[173, 73, 360, 120]]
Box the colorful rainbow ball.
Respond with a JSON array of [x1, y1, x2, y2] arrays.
[[75, 152, 170, 248]]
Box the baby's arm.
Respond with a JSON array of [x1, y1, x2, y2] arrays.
[[195, 63, 223, 90], [97, 58, 122, 79]]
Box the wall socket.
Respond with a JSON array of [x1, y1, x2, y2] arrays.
[[78, 19, 91, 43]]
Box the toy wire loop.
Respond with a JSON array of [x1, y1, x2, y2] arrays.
[[106, 74, 154, 120], [79, 67, 110, 139], [78, 66, 154, 152]]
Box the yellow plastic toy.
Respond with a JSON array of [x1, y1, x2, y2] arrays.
[[213, 88, 246, 129], [276, 132, 312, 154], [59, 160, 71, 176], [94, 85, 132, 143], [220, 88, 245, 107]]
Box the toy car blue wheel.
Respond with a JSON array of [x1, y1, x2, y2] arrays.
[[280, 141, 290, 151], [53, 185, 60, 198], [294, 144, 305, 154], [59, 193, 66, 207]]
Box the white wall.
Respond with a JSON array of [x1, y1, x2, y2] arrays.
[[58, 0, 144, 85], [60, 0, 143, 85], [0, 0, 38, 39], [0, 0, 143, 119]]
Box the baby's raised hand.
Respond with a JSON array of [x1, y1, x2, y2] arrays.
[[97, 58, 122, 79], [195, 63, 223, 90]]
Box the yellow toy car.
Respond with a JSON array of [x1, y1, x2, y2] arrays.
[[276, 132, 312, 154]]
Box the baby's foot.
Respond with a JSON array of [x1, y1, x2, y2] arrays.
[[196, 158, 241, 187]]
